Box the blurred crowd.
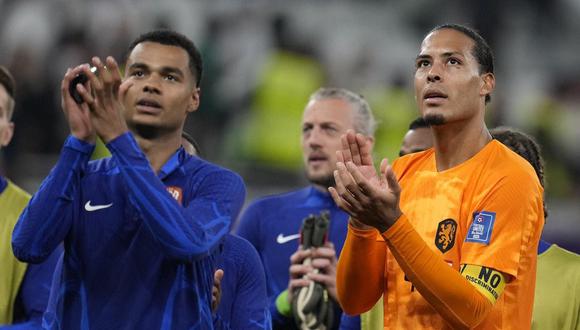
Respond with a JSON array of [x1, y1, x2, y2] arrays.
[[0, 0, 579, 251]]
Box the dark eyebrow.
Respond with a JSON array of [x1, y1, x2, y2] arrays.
[[127, 63, 185, 78], [127, 63, 148, 71], [441, 51, 463, 58], [320, 121, 338, 127], [416, 52, 464, 61], [415, 54, 431, 61], [160, 66, 185, 78]]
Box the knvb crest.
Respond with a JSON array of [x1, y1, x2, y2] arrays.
[[166, 186, 183, 205], [435, 219, 457, 253]]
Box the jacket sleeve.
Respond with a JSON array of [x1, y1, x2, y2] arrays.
[[12, 136, 94, 263], [229, 237, 271, 329], [106, 132, 246, 261], [11, 245, 63, 327]]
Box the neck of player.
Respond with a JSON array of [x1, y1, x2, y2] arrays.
[[135, 132, 182, 174], [431, 115, 492, 172]]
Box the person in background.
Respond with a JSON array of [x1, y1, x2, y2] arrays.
[[0, 66, 61, 329], [398, 117, 432, 157], [236, 87, 375, 329], [490, 127, 580, 330], [180, 131, 201, 157]]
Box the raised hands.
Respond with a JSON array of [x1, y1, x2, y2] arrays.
[[66, 56, 133, 143], [61, 66, 96, 143], [328, 130, 403, 232]]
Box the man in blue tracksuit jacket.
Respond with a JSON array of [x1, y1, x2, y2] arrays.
[[12, 30, 245, 329], [235, 88, 376, 329]]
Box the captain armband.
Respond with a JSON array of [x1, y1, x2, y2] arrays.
[[460, 264, 506, 304]]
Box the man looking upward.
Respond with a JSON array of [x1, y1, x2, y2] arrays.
[[12, 30, 245, 329], [332, 24, 544, 329]]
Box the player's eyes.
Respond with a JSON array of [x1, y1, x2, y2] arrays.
[[131, 70, 145, 77], [416, 60, 430, 68], [448, 58, 461, 65]]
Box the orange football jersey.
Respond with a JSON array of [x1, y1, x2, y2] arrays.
[[339, 140, 544, 329]]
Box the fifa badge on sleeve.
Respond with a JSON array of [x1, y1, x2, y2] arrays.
[[465, 211, 496, 245]]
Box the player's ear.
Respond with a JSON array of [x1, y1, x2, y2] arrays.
[[0, 122, 14, 147], [480, 73, 495, 100], [188, 87, 200, 113]]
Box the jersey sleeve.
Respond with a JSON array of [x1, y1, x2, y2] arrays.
[[228, 237, 271, 329], [11, 245, 63, 327], [336, 223, 386, 315], [460, 168, 544, 278], [12, 136, 94, 263], [106, 132, 246, 261]]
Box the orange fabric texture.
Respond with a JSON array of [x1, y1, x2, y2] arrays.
[[382, 215, 493, 329], [336, 224, 386, 315], [336, 140, 544, 329]]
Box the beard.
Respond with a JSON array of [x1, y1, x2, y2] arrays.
[[306, 172, 335, 189], [423, 113, 446, 126]]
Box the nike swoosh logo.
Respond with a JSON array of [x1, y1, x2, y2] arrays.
[[84, 201, 113, 212], [276, 233, 300, 244]]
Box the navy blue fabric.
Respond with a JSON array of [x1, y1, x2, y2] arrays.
[[5, 247, 63, 330], [213, 234, 271, 329], [338, 314, 361, 330], [537, 239, 551, 255], [0, 175, 6, 194]]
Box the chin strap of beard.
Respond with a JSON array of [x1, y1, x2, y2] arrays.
[[292, 211, 336, 330]]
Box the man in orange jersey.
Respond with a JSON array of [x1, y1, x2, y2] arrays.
[[330, 24, 544, 329]]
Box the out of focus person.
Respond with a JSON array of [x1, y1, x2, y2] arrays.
[[0, 66, 61, 329], [490, 127, 580, 330], [236, 87, 375, 329], [398, 117, 432, 157]]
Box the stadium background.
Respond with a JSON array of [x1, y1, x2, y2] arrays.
[[0, 0, 578, 252]]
